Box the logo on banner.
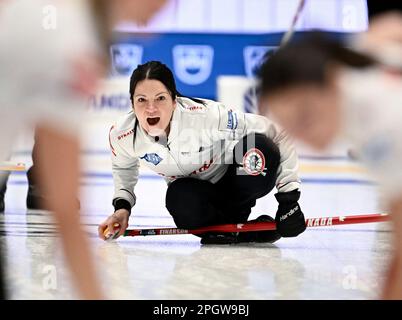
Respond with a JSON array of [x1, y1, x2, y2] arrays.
[[173, 45, 214, 85], [89, 93, 131, 111], [243, 46, 276, 77], [110, 44, 143, 76], [243, 86, 259, 114], [140, 153, 163, 166]]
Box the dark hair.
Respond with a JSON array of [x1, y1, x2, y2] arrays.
[[129, 61, 204, 104], [258, 33, 377, 99]]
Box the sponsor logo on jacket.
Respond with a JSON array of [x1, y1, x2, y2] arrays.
[[140, 153, 163, 166], [182, 105, 205, 112], [227, 110, 238, 130], [242, 148, 266, 176], [117, 129, 134, 140]]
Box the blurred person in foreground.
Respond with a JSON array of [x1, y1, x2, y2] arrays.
[[0, 0, 166, 300], [257, 14, 402, 299]]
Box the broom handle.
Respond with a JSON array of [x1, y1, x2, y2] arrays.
[[122, 213, 389, 237]]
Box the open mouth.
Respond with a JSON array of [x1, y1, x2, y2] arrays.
[[147, 117, 160, 126]]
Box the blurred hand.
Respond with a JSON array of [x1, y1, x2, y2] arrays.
[[98, 209, 130, 240], [111, 0, 167, 26], [368, 12, 402, 44], [356, 12, 402, 67], [68, 53, 104, 98]]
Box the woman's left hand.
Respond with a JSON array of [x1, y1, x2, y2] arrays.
[[274, 190, 306, 237]]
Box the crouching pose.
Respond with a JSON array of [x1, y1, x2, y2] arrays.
[[98, 61, 306, 244]]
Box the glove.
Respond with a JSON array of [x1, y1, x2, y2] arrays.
[[275, 190, 306, 237]]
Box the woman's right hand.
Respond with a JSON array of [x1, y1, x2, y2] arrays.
[[98, 209, 130, 240]]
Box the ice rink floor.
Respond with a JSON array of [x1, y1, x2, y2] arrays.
[[0, 148, 393, 300]]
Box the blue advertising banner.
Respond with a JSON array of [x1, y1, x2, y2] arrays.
[[109, 32, 347, 100]]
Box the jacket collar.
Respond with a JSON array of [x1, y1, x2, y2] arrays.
[[167, 105, 181, 146]]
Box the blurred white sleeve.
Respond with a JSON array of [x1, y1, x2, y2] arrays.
[[109, 125, 140, 208]]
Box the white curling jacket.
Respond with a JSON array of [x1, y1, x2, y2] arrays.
[[109, 97, 301, 208]]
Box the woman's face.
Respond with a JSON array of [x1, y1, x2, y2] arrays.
[[132, 79, 176, 137], [260, 84, 341, 150]]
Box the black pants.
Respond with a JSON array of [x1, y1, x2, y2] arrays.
[[165, 133, 280, 229], [26, 130, 41, 201]]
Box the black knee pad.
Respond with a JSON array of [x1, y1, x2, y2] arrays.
[[165, 178, 192, 212], [165, 178, 214, 229], [233, 133, 280, 179]]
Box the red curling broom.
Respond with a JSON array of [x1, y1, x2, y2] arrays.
[[104, 213, 390, 240]]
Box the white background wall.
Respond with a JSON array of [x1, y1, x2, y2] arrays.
[[116, 0, 368, 33]]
